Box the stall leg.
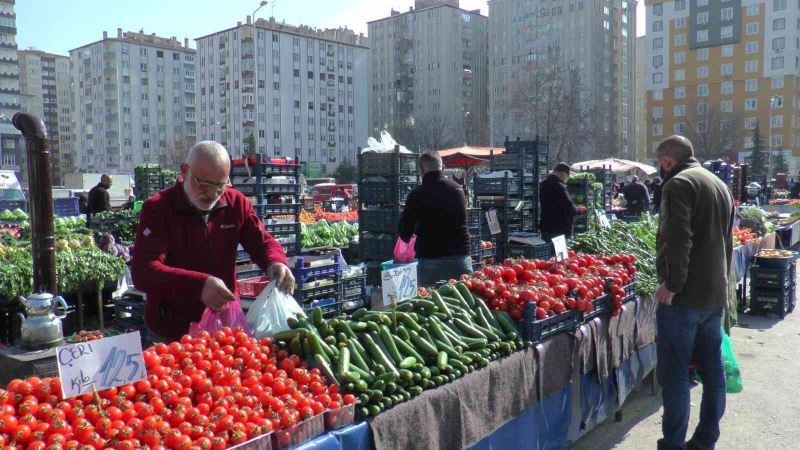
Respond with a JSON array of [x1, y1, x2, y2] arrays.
[[96, 288, 104, 330], [77, 290, 84, 331]]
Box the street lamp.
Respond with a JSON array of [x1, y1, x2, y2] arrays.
[[768, 95, 780, 182], [252, 1, 268, 156]]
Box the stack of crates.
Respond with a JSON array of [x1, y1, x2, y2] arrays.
[[704, 160, 733, 186], [231, 155, 302, 257], [732, 165, 748, 205], [573, 166, 614, 213], [293, 254, 342, 317], [467, 208, 493, 270], [474, 137, 549, 260], [134, 164, 165, 200], [358, 146, 420, 286], [749, 255, 797, 318], [340, 273, 368, 312], [113, 291, 148, 340], [567, 177, 598, 234]]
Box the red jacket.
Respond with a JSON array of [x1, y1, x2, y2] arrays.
[[131, 182, 287, 341]]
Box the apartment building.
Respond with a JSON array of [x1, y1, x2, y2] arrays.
[[645, 0, 800, 163], [0, 0, 21, 175], [19, 50, 72, 184], [196, 17, 368, 174], [70, 29, 197, 173], [368, 0, 489, 148], [635, 36, 648, 162], [489, 0, 637, 159]]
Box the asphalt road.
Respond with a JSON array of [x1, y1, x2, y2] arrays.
[[569, 299, 800, 449]]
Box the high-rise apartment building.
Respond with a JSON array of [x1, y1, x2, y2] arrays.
[[635, 36, 647, 162], [488, 0, 637, 160], [645, 0, 799, 163], [19, 50, 72, 184], [0, 0, 22, 175], [196, 17, 368, 174], [70, 29, 197, 173], [368, 0, 489, 148]]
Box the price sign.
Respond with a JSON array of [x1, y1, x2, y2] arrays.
[[486, 209, 501, 235], [381, 262, 418, 306], [551, 235, 568, 261], [57, 332, 147, 399], [595, 210, 611, 228]]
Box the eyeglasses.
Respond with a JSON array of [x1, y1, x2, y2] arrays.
[[193, 175, 231, 192]]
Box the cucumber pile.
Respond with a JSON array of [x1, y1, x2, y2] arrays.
[[272, 281, 530, 419]]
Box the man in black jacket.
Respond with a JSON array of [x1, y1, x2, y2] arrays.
[[621, 176, 650, 216], [87, 174, 113, 216], [539, 163, 581, 240], [399, 151, 471, 287]]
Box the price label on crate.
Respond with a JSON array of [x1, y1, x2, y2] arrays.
[[57, 332, 147, 399], [381, 262, 418, 306], [486, 209, 502, 235], [551, 235, 568, 261], [594, 210, 611, 228]]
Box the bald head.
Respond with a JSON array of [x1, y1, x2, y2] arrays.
[[181, 141, 231, 211], [186, 141, 230, 168], [100, 174, 113, 188]]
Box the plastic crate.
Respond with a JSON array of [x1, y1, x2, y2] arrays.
[[579, 294, 613, 323], [360, 152, 418, 177], [254, 203, 302, 216], [341, 275, 366, 299], [114, 296, 146, 321], [623, 280, 637, 296], [228, 431, 274, 450], [473, 176, 522, 196], [360, 208, 402, 232], [296, 282, 341, 302], [750, 264, 795, 289], [519, 304, 578, 343], [324, 405, 355, 430], [754, 253, 798, 269], [358, 181, 417, 204], [469, 235, 481, 256], [750, 285, 795, 318], [293, 255, 341, 283], [238, 275, 270, 297], [264, 221, 301, 236], [468, 208, 482, 228], [506, 242, 552, 260], [271, 413, 324, 450], [236, 248, 250, 263], [302, 297, 341, 317], [0, 200, 26, 212], [54, 197, 81, 217], [235, 183, 300, 196], [359, 235, 395, 261]]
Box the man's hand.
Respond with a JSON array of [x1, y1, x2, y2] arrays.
[[656, 283, 676, 306], [268, 263, 296, 294], [201, 276, 236, 311]]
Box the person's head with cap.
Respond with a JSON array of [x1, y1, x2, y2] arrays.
[[656, 135, 694, 175], [181, 140, 231, 212], [552, 162, 571, 183]]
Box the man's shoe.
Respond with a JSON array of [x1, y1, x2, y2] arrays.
[[686, 439, 708, 450]]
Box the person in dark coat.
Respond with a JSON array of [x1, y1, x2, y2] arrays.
[[620, 176, 650, 215], [651, 177, 663, 212], [399, 151, 471, 287], [87, 174, 113, 214], [538, 162, 581, 239], [790, 180, 800, 199]]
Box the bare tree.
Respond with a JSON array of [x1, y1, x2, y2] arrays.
[[507, 46, 595, 162], [682, 100, 744, 159], [164, 135, 193, 165], [387, 113, 458, 151]]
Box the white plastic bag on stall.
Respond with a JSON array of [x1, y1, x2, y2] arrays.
[[245, 281, 304, 338]]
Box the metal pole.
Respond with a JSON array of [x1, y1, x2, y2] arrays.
[[768, 97, 774, 182], [13, 112, 57, 294]]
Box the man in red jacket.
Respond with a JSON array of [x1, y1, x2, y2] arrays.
[[131, 141, 295, 342]]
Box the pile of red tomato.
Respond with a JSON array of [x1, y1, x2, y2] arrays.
[[462, 251, 637, 320], [0, 328, 354, 449]]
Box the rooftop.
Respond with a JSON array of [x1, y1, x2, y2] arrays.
[[368, 2, 486, 25], [195, 16, 369, 49], [70, 29, 195, 53]]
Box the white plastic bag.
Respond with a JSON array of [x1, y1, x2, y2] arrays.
[[245, 281, 304, 338]]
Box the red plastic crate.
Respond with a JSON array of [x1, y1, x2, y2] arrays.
[[238, 275, 270, 297]]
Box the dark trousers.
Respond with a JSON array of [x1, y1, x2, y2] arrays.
[[657, 304, 726, 450]]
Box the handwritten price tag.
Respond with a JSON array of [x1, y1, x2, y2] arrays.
[[595, 210, 611, 228], [381, 262, 418, 306], [57, 332, 147, 399], [551, 235, 568, 261]]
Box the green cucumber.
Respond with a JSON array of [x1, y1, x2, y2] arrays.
[[454, 318, 487, 340], [379, 325, 403, 365], [396, 325, 411, 341], [398, 369, 413, 382], [409, 331, 438, 358], [313, 353, 335, 379], [393, 335, 425, 362], [347, 339, 370, 372], [428, 318, 453, 346], [337, 347, 350, 378], [363, 333, 399, 376], [455, 282, 477, 308], [437, 351, 448, 371], [399, 356, 417, 370], [351, 308, 369, 320], [272, 328, 307, 342]]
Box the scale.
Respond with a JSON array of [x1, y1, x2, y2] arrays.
[[0, 346, 59, 386]]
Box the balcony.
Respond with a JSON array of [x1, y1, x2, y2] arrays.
[[241, 36, 253, 43], [103, 66, 116, 75], [327, 65, 335, 72], [106, 130, 118, 138], [103, 50, 115, 59], [327, 51, 334, 57], [242, 52, 254, 60], [327, 111, 335, 117], [0, 87, 18, 94], [0, 42, 16, 50], [328, 126, 336, 132], [327, 95, 335, 102]]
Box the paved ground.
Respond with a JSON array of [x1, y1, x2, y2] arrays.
[[568, 305, 800, 450]]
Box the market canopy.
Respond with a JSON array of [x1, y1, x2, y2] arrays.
[[437, 146, 506, 168], [571, 158, 658, 176]]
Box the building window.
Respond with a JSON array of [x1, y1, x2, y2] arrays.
[[675, 0, 686, 10], [745, 99, 758, 111], [747, 5, 759, 16], [697, 30, 709, 42], [697, 0, 708, 6], [721, 7, 734, 21], [674, 52, 685, 64], [721, 81, 733, 95], [674, 69, 685, 81], [675, 87, 686, 99], [652, 107, 663, 119], [653, 21, 663, 32], [773, 95, 784, 107], [697, 84, 709, 96], [721, 63, 733, 76], [721, 45, 734, 58], [747, 22, 759, 35], [653, 89, 664, 101], [746, 41, 759, 54], [674, 123, 686, 134], [772, 135, 783, 147], [674, 34, 686, 46], [772, 57, 785, 69], [697, 66, 709, 78], [774, 18, 786, 30], [746, 60, 758, 72], [653, 124, 663, 136], [697, 12, 709, 26], [721, 26, 733, 39], [675, 17, 686, 28], [746, 79, 759, 92], [653, 3, 663, 16], [697, 103, 709, 115], [653, 38, 663, 49], [653, 55, 663, 67], [745, 117, 758, 129], [774, 0, 786, 11], [674, 105, 686, 117], [721, 100, 733, 113], [772, 115, 784, 128], [772, 76, 785, 89]]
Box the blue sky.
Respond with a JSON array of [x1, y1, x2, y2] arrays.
[[18, 0, 646, 55]]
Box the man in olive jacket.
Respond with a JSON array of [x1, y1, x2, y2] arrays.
[[654, 135, 734, 450]]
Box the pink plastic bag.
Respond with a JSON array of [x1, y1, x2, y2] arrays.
[[189, 301, 251, 336], [393, 236, 416, 263]]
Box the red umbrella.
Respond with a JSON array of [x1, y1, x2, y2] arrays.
[[438, 146, 506, 168]]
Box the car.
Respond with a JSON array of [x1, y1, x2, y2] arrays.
[[309, 183, 357, 203]]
